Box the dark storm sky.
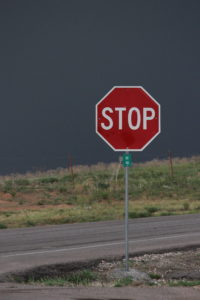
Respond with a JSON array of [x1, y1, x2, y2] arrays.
[[0, 0, 199, 174]]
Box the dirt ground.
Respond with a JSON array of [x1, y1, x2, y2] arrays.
[[0, 192, 72, 212]]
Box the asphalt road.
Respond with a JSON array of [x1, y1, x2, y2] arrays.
[[1, 214, 200, 299], [1, 214, 200, 278]]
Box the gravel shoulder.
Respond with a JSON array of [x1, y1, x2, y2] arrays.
[[4, 248, 200, 286], [2, 248, 200, 299]]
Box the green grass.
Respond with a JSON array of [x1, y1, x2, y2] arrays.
[[183, 201, 190, 210], [36, 277, 67, 286], [0, 223, 7, 229], [159, 211, 175, 216], [14, 179, 30, 186], [0, 204, 124, 228], [145, 206, 160, 214], [0, 156, 199, 228], [38, 177, 59, 184], [149, 273, 161, 279], [65, 270, 97, 285], [114, 276, 133, 287], [25, 220, 36, 227], [28, 270, 98, 286], [169, 280, 200, 287], [129, 210, 151, 218]]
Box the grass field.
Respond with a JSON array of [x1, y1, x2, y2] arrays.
[[0, 156, 199, 229]]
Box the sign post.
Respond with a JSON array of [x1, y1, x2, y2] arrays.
[[122, 152, 132, 271], [96, 86, 161, 271], [124, 152, 129, 271]]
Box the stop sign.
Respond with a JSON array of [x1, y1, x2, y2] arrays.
[[96, 86, 161, 151]]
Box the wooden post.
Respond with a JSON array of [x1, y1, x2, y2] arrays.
[[68, 155, 75, 188], [168, 151, 174, 177]]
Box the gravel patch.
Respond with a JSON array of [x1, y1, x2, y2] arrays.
[[108, 268, 151, 281]]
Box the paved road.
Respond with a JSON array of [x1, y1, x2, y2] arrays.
[[1, 214, 200, 277], [1, 214, 200, 299]]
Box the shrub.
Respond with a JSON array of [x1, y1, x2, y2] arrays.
[[183, 202, 190, 210], [18, 199, 25, 205], [15, 179, 30, 186], [39, 177, 59, 184], [145, 206, 159, 214], [98, 182, 109, 189], [149, 273, 161, 279], [0, 223, 7, 229], [3, 212, 14, 217], [25, 220, 35, 227], [129, 211, 151, 218], [37, 200, 46, 205], [2, 180, 14, 194], [65, 270, 97, 285], [99, 191, 109, 200], [58, 186, 67, 193], [159, 211, 174, 216]]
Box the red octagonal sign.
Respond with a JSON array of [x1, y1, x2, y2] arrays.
[[96, 86, 161, 151]]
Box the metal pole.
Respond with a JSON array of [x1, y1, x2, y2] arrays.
[[125, 152, 129, 271]]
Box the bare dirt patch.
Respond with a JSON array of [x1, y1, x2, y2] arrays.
[[0, 190, 73, 212]]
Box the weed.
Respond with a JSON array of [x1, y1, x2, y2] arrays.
[[36, 277, 67, 286], [59, 175, 68, 182], [52, 197, 63, 205], [149, 273, 161, 279], [129, 211, 151, 218], [2, 181, 16, 196], [159, 212, 174, 216], [66, 195, 77, 204], [9, 191, 16, 197], [98, 182, 109, 189], [15, 179, 30, 186], [66, 270, 97, 285], [25, 220, 35, 227], [114, 276, 133, 287], [42, 192, 51, 199], [58, 186, 67, 193], [46, 186, 55, 192], [18, 199, 25, 205], [183, 201, 190, 210], [37, 200, 46, 206], [147, 281, 156, 286], [0, 223, 7, 229], [39, 177, 59, 184], [169, 280, 200, 287], [32, 270, 98, 286], [3, 212, 14, 217], [145, 206, 159, 214], [99, 191, 109, 200]]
